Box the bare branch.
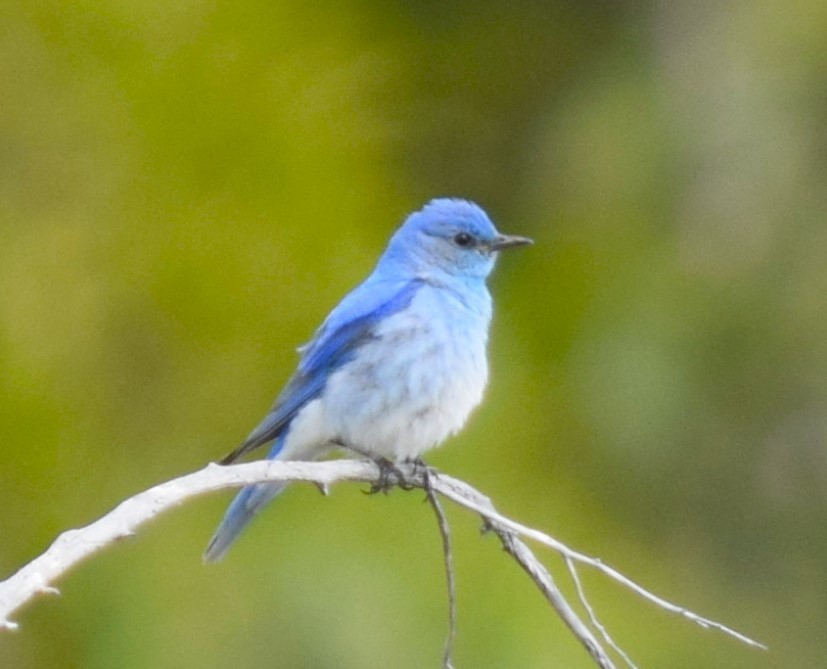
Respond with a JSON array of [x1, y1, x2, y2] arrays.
[[0, 459, 765, 669], [495, 527, 616, 668], [0, 460, 376, 631], [566, 557, 639, 669], [425, 472, 767, 651], [423, 469, 458, 669]]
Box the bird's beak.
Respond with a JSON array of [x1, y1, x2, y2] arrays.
[[488, 234, 533, 252]]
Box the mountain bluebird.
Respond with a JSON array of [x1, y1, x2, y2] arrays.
[[205, 198, 531, 561]]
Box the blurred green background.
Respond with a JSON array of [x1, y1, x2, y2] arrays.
[[2, 1, 826, 667]]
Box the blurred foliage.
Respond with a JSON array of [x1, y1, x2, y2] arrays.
[[1, 1, 826, 667]]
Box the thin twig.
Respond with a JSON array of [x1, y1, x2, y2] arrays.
[[0, 459, 765, 669], [423, 468, 457, 669], [566, 557, 639, 669], [425, 472, 767, 651], [494, 528, 616, 669]]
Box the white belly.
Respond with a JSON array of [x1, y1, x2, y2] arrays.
[[318, 286, 491, 461]]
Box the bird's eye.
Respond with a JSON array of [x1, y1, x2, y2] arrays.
[[453, 232, 474, 248]]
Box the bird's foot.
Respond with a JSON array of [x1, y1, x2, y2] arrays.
[[361, 456, 432, 494], [401, 457, 432, 492], [365, 457, 409, 495], [407, 457, 427, 476]]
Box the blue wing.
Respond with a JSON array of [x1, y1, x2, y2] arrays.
[[218, 277, 423, 465], [205, 277, 423, 562]]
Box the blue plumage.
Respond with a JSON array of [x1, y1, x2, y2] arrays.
[[205, 198, 531, 562]]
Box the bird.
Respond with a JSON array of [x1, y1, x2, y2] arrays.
[[204, 198, 532, 562]]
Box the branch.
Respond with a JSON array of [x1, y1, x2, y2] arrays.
[[0, 460, 764, 668], [428, 473, 766, 652], [567, 557, 639, 669], [423, 469, 458, 669], [494, 524, 616, 668]]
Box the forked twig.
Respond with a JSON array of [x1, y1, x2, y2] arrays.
[[494, 527, 616, 668], [426, 470, 766, 652], [0, 460, 765, 668], [566, 557, 639, 669], [422, 469, 458, 669]]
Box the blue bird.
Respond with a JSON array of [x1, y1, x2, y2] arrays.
[[205, 198, 531, 561]]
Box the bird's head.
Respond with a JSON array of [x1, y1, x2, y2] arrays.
[[383, 198, 532, 280]]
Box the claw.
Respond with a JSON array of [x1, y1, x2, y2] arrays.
[[365, 457, 408, 494]]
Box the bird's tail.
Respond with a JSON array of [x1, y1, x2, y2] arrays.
[[203, 437, 287, 563]]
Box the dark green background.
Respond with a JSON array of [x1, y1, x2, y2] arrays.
[[2, 2, 825, 667]]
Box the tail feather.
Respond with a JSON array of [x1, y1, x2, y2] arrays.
[[204, 435, 288, 563], [203, 480, 286, 562]]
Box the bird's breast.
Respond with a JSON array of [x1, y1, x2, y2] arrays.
[[322, 285, 492, 460]]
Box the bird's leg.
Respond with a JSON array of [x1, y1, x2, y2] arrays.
[[333, 438, 410, 493], [366, 456, 409, 495], [416, 458, 443, 504], [399, 457, 430, 492], [409, 457, 428, 478]]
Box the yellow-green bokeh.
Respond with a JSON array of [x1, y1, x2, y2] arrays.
[[2, 2, 826, 667]]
